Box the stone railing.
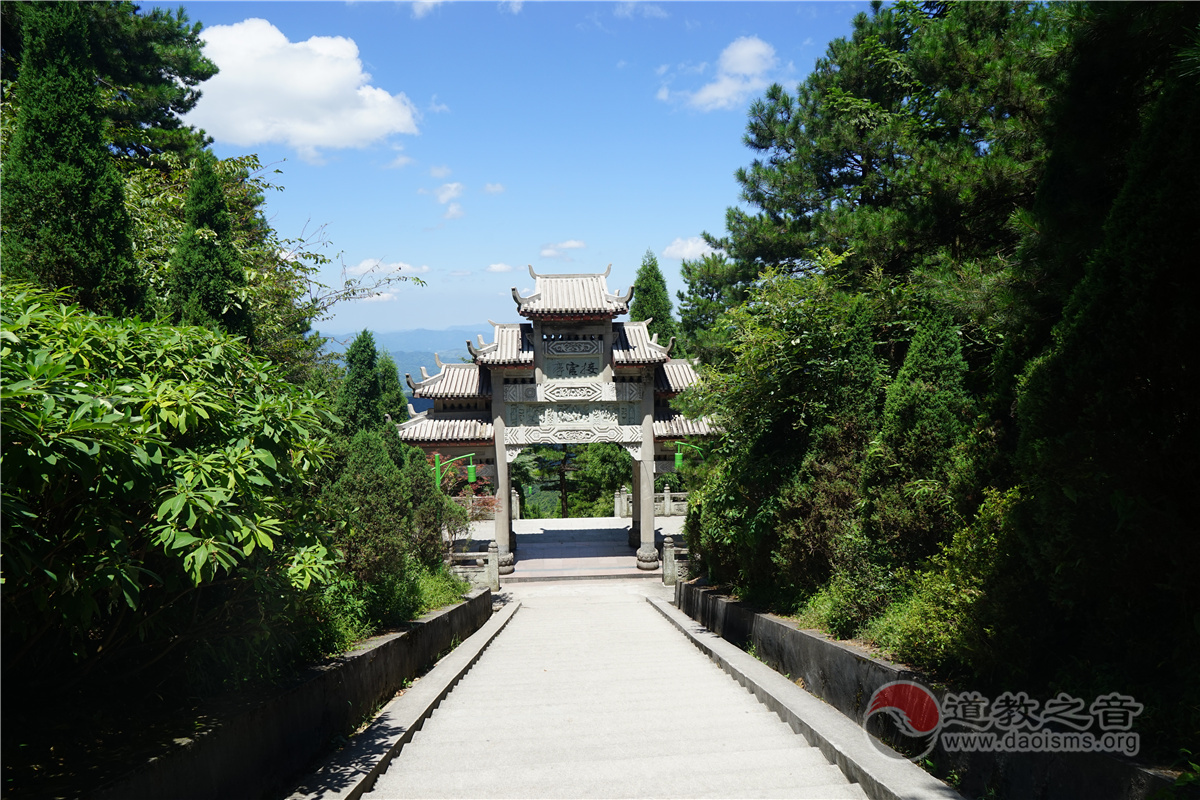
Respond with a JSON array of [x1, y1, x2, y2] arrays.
[[447, 541, 500, 591], [452, 490, 521, 520], [613, 486, 689, 517], [662, 536, 690, 586]]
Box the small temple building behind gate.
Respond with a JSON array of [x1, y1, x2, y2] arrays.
[[398, 265, 712, 574]]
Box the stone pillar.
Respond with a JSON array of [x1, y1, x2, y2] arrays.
[[664, 485, 673, 517], [486, 541, 500, 592], [492, 377, 514, 575], [629, 470, 640, 548], [663, 536, 676, 586], [636, 371, 658, 570], [510, 488, 521, 520]]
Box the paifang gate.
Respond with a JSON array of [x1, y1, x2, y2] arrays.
[[397, 265, 712, 574]]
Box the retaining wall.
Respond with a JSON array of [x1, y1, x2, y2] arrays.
[[674, 581, 1176, 800], [92, 589, 492, 800]]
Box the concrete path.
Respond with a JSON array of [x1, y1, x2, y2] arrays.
[[465, 517, 686, 582], [365, 581, 869, 799]]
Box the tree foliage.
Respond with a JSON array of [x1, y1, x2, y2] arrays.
[[629, 248, 678, 347], [1, 0, 217, 161], [335, 330, 383, 435], [0, 1, 144, 316], [1, 284, 338, 675], [678, 0, 1200, 759], [168, 152, 254, 340]]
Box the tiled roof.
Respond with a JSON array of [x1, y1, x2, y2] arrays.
[[406, 361, 491, 399], [468, 322, 534, 366], [511, 265, 632, 318], [397, 412, 494, 444], [655, 359, 700, 394], [613, 321, 672, 365], [653, 407, 714, 439]]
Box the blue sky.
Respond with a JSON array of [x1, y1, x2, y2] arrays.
[[156, 1, 870, 333]]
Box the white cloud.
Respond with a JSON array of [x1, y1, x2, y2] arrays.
[[486, 263, 514, 273], [361, 292, 398, 303], [500, 1, 523, 13], [188, 19, 419, 162], [656, 85, 670, 102], [540, 239, 587, 259], [347, 258, 431, 276], [615, 3, 667, 19], [429, 94, 450, 113], [430, 165, 452, 178], [483, 182, 505, 194], [688, 37, 777, 111], [387, 152, 413, 169], [661, 236, 716, 261], [411, 1, 444, 19], [443, 203, 464, 220], [435, 182, 464, 204]]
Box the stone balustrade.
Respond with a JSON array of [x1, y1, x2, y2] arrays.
[[662, 536, 690, 586], [447, 541, 500, 591], [613, 485, 689, 517]]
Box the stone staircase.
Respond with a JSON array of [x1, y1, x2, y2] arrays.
[[365, 583, 868, 799]]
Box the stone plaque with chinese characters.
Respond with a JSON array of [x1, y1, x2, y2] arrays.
[[545, 356, 601, 380]]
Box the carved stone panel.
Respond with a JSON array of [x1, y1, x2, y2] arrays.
[[507, 402, 627, 428], [545, 357, 601, 380], [503, 384, 537, 403], [545, 340, 600, 357], [505, 445, 524, 463], [616, 382, 643, 402], [504, 425, 642, 446], [542, 383, 602, 403]]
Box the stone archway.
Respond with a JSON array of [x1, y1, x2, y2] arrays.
[[398, 265, 711, 575]]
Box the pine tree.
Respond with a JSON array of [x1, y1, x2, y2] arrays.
[[629, 249, 678, 346], [167, 152, 253, 340], [336, 331, 383, 435], [376, 351, 409, 424], [0, 1, 144, 315]]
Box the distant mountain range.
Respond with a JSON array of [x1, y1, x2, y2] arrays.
[[320, 326, 488, 414]]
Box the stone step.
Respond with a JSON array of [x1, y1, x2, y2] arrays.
[[397, 730, 811, 768], [375, 763, 858, 800]]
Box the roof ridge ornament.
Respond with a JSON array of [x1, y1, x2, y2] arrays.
[[528, 264, 539, 280], [405, 373, 419, 392], [434, 352, 444, 369]]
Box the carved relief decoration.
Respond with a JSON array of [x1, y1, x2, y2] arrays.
[[616, 383, 643, 402], [545, 340, 600, 357], [543, 383, 602, 403], [505, 445, 525, 463], [506, 402, 642, 428], [503, 384, 537, 403], [504, 424, 642, 446], [623, 442, 642, 460]]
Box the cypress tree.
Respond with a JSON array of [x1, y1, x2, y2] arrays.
[[168, 152, 253, 340], [377, 351, 409, 424], [0, 1, 144, 315], [858, 313, 972, 574], [629, 249, 678, 346], [335, 330, 383, 435]]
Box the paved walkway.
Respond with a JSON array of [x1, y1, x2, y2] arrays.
[[465, 517, 686, 582], [365, 581, 868, 799]]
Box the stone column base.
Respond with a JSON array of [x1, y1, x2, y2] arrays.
[[636, 546, 659, 570], [499, 551, 515, 575]]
